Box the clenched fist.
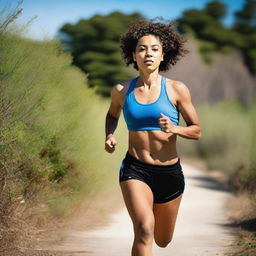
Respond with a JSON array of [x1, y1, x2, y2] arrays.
[[105, 135, 117, 153], [158, 113, 175, 133]]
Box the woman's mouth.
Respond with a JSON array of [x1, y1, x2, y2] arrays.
[[144, 60, 154, 64]]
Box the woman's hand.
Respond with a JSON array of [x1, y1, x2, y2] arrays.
[[158, 113, 176, 134], [105, 135, 117, 153]]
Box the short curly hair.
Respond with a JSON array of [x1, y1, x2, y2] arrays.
[[119, 18, 188, 71]]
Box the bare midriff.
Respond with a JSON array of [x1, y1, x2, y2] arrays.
[[128, 130, 178, 165]]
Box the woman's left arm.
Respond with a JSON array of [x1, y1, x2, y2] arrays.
[[159, 82, 201, 140]]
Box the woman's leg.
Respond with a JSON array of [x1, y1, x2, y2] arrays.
[[153, 194, 183, 248], [120, 179, 155, 256]]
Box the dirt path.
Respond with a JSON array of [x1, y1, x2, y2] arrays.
[[45, 163, 235, 256]]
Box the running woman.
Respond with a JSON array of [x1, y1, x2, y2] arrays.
[[105, 18, 201, 256]]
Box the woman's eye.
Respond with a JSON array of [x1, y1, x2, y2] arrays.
[[139, 48, 145, 51], [153, 49, 158, 51]]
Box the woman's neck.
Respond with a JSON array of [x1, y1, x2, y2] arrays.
[[137, 70, 161, 89]]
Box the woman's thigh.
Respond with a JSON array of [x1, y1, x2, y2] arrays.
[[120, 179, 154, 227], [153, 194, 183, 245]]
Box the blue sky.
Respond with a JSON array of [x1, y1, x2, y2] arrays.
[[1, 0, 245, 41]]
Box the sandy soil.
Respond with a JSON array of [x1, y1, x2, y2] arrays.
[[41, 162, 236, 256]]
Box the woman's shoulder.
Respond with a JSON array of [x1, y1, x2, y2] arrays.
[[112, 78, 135, 96], [165, 77, 190, 95], [165, 77, 192, 103], [165, 77, 187, 89]]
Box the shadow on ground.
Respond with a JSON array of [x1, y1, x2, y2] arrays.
[[186, 175, 231, 193], [220, 218, 256, 232]]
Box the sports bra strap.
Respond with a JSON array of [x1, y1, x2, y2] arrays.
[[161, 76, 166, 98], [126, 77, 139, 95]]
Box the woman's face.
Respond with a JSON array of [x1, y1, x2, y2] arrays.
[[133, 34, 164, 71]]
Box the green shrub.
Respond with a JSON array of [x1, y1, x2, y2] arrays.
[[0, 31, 127, 217]]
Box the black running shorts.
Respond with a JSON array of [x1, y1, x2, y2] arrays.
[[119, 151, 185, 203]]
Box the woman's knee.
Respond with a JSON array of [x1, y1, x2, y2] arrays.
[[134, 220, 154, 244], [155, 235, 173, 248]]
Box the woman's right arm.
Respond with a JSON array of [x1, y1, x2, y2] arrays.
[[105, 84, 123, 153]]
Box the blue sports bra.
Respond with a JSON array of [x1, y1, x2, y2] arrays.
[[122, 76, 179, 131]]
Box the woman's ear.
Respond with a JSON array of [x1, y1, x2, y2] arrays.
[[132, 52, 136, 62]]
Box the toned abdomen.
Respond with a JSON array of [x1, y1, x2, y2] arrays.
[[128, 130, 178, 165]]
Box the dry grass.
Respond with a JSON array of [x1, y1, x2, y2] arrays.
[[224, 193, 256, 256]]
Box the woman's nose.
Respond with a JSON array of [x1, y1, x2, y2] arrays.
[[146, 50, 152, 56]]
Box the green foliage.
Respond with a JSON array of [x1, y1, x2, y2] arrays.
[[59, 11, 143, 96], [234, 0, 256, 35], [198, 40, 216, 64], [245, 48, 256, 74], [178, 0, 256, 74], [7, 185, 14, 201], [39, 136, 69, 182], [205, 0, 227, 20], [178, 9, 214, 34], [232, 0, 256, 74], [177, 4, 235, 60]]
